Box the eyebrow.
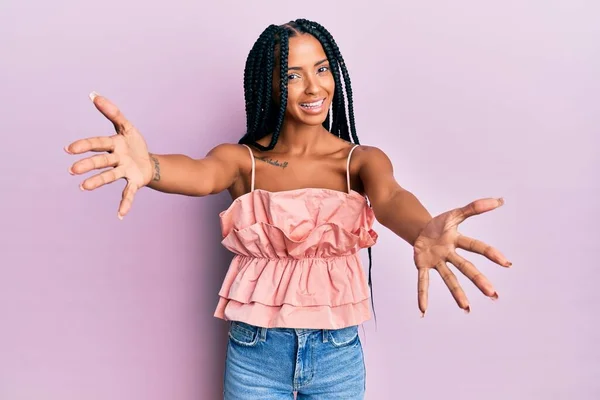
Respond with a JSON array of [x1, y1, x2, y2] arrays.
[[288, 58, 328, 71]]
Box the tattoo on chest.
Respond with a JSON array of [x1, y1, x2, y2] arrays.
[[257, 156, 288, 169]]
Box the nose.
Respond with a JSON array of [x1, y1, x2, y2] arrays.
[[304, 74, 320, 96]]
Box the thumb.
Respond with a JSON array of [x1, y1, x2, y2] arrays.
[[455, 197, 505, 224], [89, 91, 134, 134], [118, 181, 139, 220]]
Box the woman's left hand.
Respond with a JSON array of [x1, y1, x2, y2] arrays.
[[413, 197, 512, 316]]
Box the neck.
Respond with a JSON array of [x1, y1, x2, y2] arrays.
[[276, 120, 329, 154]]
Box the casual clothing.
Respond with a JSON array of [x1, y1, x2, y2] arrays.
[[214, 144, 378, 398], [214, 144, 378, 329], [224, 321, 366, 399]]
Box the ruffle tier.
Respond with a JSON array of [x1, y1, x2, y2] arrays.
[[215, 188, 378, 329], [214, 297, 372, 329], [220, 188, 375, 240], [218, 254, 370, 308], [221, 221, 377, 259]]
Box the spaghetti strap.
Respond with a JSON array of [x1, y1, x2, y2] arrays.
[[346, 145, 359, 193], [242, 144, 255, 192]]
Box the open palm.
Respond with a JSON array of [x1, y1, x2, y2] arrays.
[[413, 197, 512, 316], [65, 93, 154, 219]]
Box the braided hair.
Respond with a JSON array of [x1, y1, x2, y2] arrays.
[[238, 19, 377, 324]]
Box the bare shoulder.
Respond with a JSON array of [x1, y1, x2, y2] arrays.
[[206, 142, 251, 159], [353, 144, 394, 170], [204, 142, 254, 179], [352, 144, 400, 201], [201, 143, 255, 196], [205, 143, 255, 173]]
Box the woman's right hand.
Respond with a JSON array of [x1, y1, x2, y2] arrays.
[[65, 92, 155, 220]]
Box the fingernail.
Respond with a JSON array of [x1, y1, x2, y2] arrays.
[[420, 311, 426, 318], [79, 183, 85, 191], [490, 292, 499, 301], [117, 213, 123, 220], [64, 145, 72, 154], [464, 305, 471, 314], [506, 261, 512, 267], [68, 166, 74, 175], [89, 91, 99, 101], [498, 197, 505, 205]]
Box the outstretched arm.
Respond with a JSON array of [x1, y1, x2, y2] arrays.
[[357, 145, 511, 316], [146, 144, 242, 196], [356, 146, 431, 245], [66, 92, 244, 218]]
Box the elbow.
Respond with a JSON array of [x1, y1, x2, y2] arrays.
[[370, 187, 406, 226]]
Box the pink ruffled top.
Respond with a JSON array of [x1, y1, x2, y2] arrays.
[[213, 144, 378, 329]]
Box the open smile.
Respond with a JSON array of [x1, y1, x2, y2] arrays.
[[299, 98, 327, 114]]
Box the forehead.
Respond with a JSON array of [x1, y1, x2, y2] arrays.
[[287, 34, 327, 65]]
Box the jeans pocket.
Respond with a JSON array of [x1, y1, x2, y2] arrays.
[[327, 325, 359, 348], [228, 320, 261, 347]]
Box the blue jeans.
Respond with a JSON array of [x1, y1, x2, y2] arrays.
[[223, 321, 366, 399]]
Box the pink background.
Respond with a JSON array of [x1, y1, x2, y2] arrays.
[[1, 1, 598, 399]]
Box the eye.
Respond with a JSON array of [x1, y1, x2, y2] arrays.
[[287, 73, 300, 81], [317, 66, 330, 73]]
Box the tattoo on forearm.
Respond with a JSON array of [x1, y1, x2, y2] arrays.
[[257, 156, 288, 169], [150, 155, 161, 181]]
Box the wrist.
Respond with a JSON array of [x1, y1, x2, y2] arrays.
[[148, 153, 161, 184]]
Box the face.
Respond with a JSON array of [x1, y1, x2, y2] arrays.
[[273, 34, 335, 127]]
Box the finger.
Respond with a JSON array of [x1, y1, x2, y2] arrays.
[[417, 268, 430, 317], [456, 235, 512, 267], [447, 252, 498, 300], [436, 261, 470, 312], [70, 153, 121, 175], [80, 166, 125, 191], [88, 92, 134, 133], [456, 197, 505, 224], [118, 182, 138, 219], [65, 136, 116, 155]]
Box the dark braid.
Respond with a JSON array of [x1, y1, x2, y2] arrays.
[[268, 28, 290, 151], [244, 25, 278, 140], [238, 19, 377, 325]]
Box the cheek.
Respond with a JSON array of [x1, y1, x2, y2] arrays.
[[283, 85, 303, 111], [325, 75, 335, 95]]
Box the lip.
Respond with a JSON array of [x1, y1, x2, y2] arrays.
[[299, 97, 327, 115]]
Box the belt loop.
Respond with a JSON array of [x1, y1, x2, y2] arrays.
[[259, 327, 267, 342], [322, 329, 329, 343]]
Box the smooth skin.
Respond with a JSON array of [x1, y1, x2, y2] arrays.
[[65, 34, 511, 316]]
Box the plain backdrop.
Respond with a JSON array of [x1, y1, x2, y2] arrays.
[[1, 0, 598, 399]]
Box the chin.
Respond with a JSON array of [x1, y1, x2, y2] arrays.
[[289, 116, 325, 129]]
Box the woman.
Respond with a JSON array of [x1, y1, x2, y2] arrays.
[[65, 19, 511, 400]]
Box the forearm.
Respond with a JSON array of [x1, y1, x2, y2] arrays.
[[373, 188, 432, 246], [145, 154, 220, 196]]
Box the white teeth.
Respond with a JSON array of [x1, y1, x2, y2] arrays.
[[301, 99, 324, 108]]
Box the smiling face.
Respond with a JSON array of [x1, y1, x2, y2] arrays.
[[273, 33, 335, 128]]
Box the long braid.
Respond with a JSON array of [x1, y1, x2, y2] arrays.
[[238, 20, 377, 325], [268, 28, 290, 149], [256, 29, 277, 144], [252, 26, 278, 139], [249, 35, 270, 134], [240, 25, 277, 146]]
